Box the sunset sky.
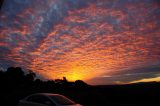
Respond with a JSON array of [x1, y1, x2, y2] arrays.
[[0, 0, 160, 85]]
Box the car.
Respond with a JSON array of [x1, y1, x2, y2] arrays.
[[18, 93, 82, 106]]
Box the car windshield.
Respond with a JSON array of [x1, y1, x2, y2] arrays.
[[50, 95, 76, 105]]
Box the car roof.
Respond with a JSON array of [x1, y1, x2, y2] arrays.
[[22, 93, 79, 106], [24, 93, 65, 99], [33, 93, 63, 96]]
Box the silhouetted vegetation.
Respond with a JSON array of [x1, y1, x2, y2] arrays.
[[0, 0, 4, 9], [0, 67, 160, 106]]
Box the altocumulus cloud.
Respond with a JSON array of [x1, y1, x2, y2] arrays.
[[0, 0, 160, 84]]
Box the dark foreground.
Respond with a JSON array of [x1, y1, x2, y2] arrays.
[[0, 67, 160, 106]]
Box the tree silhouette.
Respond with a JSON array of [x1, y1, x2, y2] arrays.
[[0, 0, 4, 9], [25, 70, 36, 83], [6, 67, 25, 84], [6, 67, 24, 77]]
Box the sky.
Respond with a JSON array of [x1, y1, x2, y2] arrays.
[[0, 0, 160, 85]]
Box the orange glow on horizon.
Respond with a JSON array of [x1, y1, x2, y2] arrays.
[[130, 77, 160, 84]]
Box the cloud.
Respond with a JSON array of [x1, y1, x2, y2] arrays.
[[88, 71, 160, 85], [87, 64, 160, 85], [0, 0, 160, 84], [130, 77, 160, 84]]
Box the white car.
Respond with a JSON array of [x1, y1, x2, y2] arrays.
[[18, 93, 82, 106]]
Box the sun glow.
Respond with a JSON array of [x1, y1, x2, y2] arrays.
[[67, 71, 83, 81], [66, 66, 87, 81]]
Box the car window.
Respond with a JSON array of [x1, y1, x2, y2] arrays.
[[50, 95, 76, 105], [27, 95, 56, 106]]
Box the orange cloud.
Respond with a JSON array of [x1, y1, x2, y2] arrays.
[[130, 77, 160, 84], [0, 0, 160, 84], [26, 2, 160, 82]]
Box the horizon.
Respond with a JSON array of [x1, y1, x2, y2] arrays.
[[1, 66, 160, 86], [0, 0, 160, 85]]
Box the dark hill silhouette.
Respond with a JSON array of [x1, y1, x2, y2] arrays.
[[0, 67, 160, 106]]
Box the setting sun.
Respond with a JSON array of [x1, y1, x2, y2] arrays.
[[67, 72, 83, 81], [66, 65, 89, 81]]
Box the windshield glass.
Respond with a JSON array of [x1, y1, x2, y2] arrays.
[[50, 95, 76, 105]]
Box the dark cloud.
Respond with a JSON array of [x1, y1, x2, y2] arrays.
[[88, 64, 160, 85], [88, 72, 160, 85]]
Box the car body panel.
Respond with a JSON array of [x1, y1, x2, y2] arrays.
[[18, 93, 82, 106], [18, 100, 47, 106]]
